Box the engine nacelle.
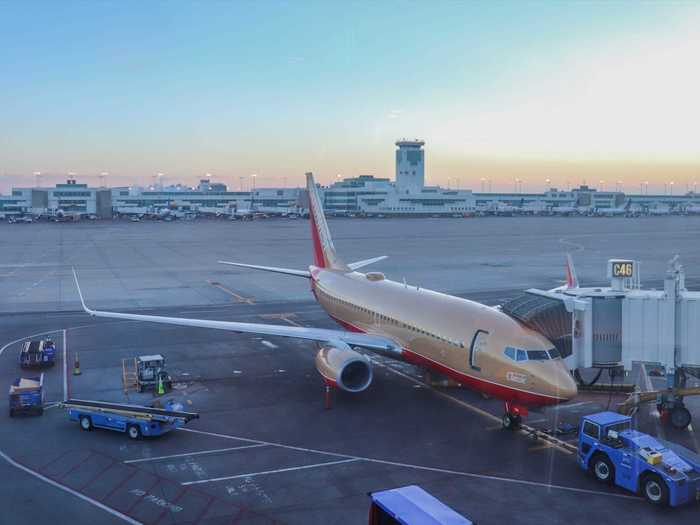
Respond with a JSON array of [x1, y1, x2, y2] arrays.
[[315, 344, 373, 393]]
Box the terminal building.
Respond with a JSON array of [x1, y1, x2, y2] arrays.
[[2, 139, 700, 218]]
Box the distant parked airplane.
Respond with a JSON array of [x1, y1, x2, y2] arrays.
[[73, 173, 577, 430]]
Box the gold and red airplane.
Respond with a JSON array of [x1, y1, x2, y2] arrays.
[[73, 172, 577, 429]]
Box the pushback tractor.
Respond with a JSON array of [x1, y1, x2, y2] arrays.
[[578, 412, 700, 507]]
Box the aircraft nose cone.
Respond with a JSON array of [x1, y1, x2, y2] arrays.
[[554, 367, 578, 400]]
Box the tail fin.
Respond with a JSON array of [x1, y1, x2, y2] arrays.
[[565, 253, 579, 289], [306, 172, 348, 270]]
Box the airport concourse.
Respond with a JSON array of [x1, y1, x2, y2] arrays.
[[3, 1, 700, 524], [2, 208, 700, 524]]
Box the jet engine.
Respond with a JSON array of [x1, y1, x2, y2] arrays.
[[315, 344, 373, 392]]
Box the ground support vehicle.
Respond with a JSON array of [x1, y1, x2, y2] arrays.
[[19, 339, 56, 368], [134, 354, 172, 393], [61, 398, 199, 439], [578, 411, 700, 506], [368, 485, 474, 525], [9, 374, 45, 417]]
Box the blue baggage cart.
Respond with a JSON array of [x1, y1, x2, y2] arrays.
[[9, 374, 45, 417], [369, 485, 474, 525], [19, 339, 56, 368]]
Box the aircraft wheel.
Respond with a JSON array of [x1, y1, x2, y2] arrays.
[[502, 413, 521, 431], [669, 406, 691, 430], [591, 454, 614, 485], [641, 474, 669, 506], [79, 416, 92, 431]]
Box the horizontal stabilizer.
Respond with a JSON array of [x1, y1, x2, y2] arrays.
[[347, 256, 388, 271], [218, 261, 310, 278]]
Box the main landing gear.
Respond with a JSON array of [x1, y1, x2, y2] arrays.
[[502, 401, 527, 431]]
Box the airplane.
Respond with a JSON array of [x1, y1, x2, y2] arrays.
[[549, 206, 579, 216], [647, 205, 672, 216], [594, 199, 631, 217], [72, 172, 577, 430]]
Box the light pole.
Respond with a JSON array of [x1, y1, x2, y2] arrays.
[[599, 179, 605, 191], [33, 171, 41, 188], [645, 181, 649, 195], [545, 178, 551, 191], [670, 181, 674, 195], [100, 171, 108, 187], [480, 177, 485, 192]]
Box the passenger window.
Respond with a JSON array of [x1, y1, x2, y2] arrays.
[[516, 349, 527, 362], [548, 348, 560, 359], [582, 421, 600, 440], [504, 347, 516, 360]]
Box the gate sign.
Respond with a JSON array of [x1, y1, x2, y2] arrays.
[[608, 259, 635, 279]]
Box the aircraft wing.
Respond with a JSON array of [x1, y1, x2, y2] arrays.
[[72, 269, 398, 353]]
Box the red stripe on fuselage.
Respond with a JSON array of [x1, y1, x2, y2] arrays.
[[324, 311, 563, 408]]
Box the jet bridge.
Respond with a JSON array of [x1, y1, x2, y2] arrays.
[[503, 256, 700, 429]]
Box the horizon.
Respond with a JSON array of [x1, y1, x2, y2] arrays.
[[2, 1, 699, 194]]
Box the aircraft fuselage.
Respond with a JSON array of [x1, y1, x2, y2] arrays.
[[310, 267, 577, 408]]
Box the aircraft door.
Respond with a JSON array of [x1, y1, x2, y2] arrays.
[[469, 329, 489, 372]]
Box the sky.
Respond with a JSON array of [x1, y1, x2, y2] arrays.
[[1, 0, 699, 193]]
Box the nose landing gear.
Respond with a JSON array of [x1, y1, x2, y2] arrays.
[[502, 401, 527, 430]]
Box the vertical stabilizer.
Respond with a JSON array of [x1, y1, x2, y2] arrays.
[[306, 173, 349, 270], [565, 253, 579, 289]]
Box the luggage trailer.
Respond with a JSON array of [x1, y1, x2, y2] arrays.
[[60, 399, 199, 439]]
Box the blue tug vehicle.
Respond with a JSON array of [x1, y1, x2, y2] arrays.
[[578, 411, 700, 507]]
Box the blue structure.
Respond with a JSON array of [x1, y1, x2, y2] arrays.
[[19, 340, 56, 368], [9, 375, 44, 417], [369, 485, 473, 525], [578, 411, 700, 507], [63, 399, 199, 440]]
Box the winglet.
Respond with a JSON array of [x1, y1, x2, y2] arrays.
[[565, 254, 579, 289], [72, 267, 95, 315]]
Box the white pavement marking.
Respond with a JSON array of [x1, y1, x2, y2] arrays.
[[124, 444, 267, 464], [261, 340, 278, 349], [178, 428, 637, 500], [0, 449, 142, 525], [181, 458, 360, 486], [62, 329, 68, 402]]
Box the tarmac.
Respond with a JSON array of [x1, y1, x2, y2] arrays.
[[1, 217, 700, 524]]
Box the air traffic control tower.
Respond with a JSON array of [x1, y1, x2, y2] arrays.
[[395, 139, 425, 194]]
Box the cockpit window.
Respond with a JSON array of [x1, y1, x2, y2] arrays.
[[506, 347, 558, 362], [526, 350, 550, 361]]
